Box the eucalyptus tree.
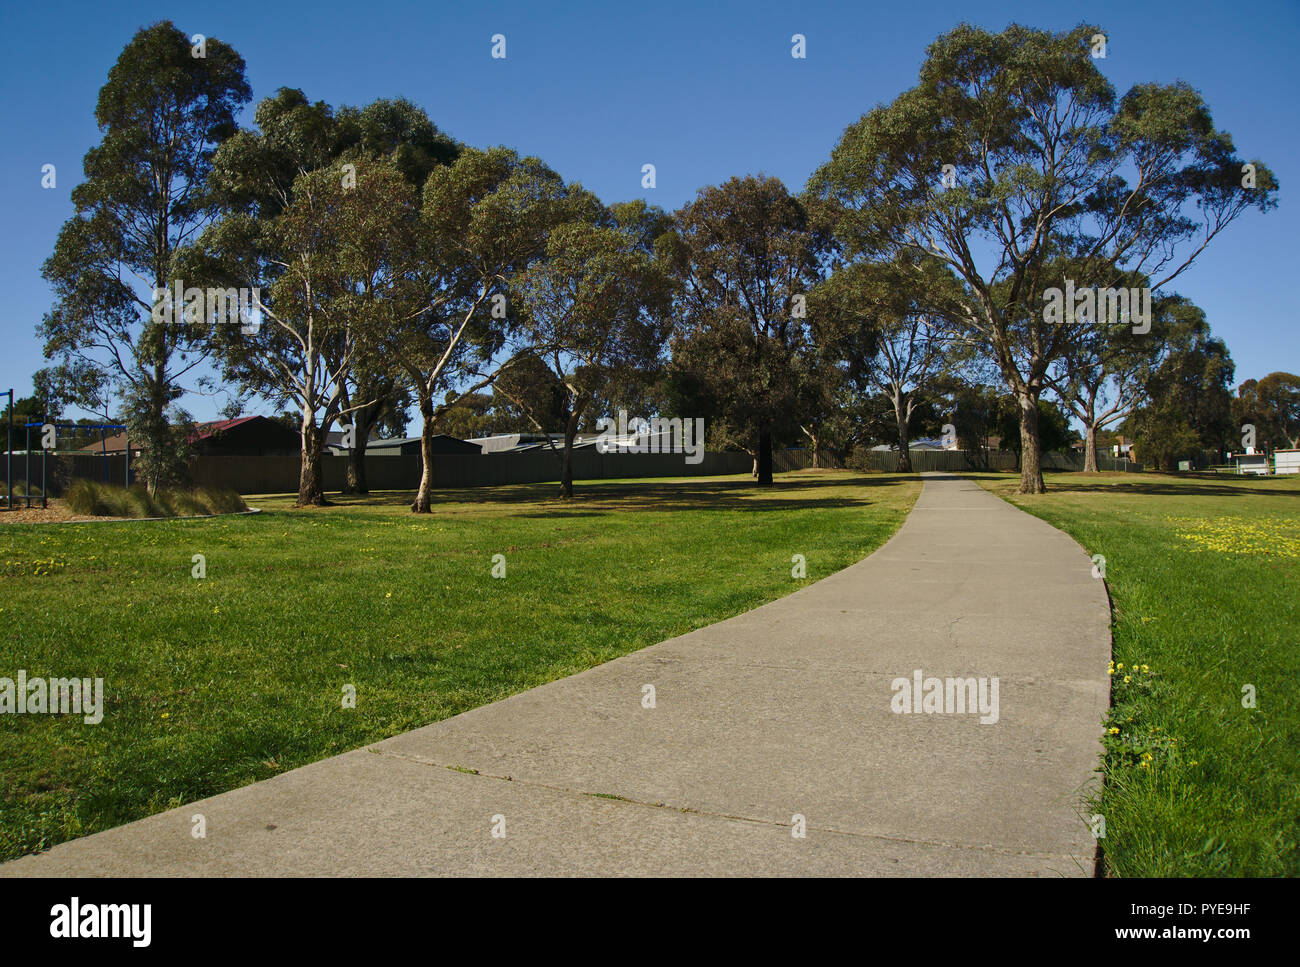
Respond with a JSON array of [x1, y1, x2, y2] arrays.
[[811, 254, 970, 471], [334, 96, 455, 495], [662, 175, 822, 485], [503, 200, 675, 497], [338, 364, 412, 494], [809, 22, 1277, 492], [791, 359, 883, 469], [196, 159, 422, 504], [394, 147, 579, 513], [484, 356, 568, 436], [38, 21, 249, 490], [1127, 306, 1235, 469], [1234, 373, 1300, 452], [1258, 374, 1300, 450], [195, 90, 455, 504], [1045, 276, 1191, 472]]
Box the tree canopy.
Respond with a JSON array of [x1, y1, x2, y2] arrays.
[[809, 22, 1276, 492]]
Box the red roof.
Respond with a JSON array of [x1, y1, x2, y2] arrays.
[[78, 416, 285, 452], [190, 416, 263, 441]]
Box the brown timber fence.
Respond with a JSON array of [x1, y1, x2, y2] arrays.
[[188, 446, 1139, 495], [189, 447, 756, 494], [11, 445, 1140, 497], [835, 449, 1142, 474]]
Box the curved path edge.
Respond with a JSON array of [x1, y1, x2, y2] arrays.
[[2, 473, 1110, 877]]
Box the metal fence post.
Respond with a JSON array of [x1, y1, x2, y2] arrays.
[[4, 388, 10, 512]]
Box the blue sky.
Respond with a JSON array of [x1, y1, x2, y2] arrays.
[[1, 0, 1296, 421]]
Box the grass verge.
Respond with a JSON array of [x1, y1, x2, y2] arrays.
[[975, 470, 1300, 876], [0, 469, 918, 861]]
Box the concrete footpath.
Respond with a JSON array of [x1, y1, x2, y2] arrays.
[[2, 474, 1111, 877]]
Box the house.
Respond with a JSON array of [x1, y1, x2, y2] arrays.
[[324, 428, 380, 449], [572, 429, 683, 453], [468, 433, 562, 454], [190, 417, 301, 456], [469, 430, 688, 455], [952, 435, 1001, 452], [869, 439, 948, 452], [332, 435, 480, 457], [78, 416, 300, 457]]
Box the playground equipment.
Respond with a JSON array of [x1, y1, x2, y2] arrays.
[[3, 394, 130, 511]]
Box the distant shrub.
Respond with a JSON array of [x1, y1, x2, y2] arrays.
[[846, 447, 881, 473], [169, 490, 209, 516], [0, 480, 42, 498], [98, 486, 134, 518], [64, 479, 110, 515], [60, 480, 248, 518], [200, 489, 247, 514], [124, 485, 163, 518]]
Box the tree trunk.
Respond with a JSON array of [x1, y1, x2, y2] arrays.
[[895, 400, 912, 473], [297, 417, 328, 507], [344, 404, 377, 495], [1083, 422, 1099, 473], [559, 416, 578, 498], [756, 426, 773, 485], [1017, 390, 1046, 494], [148, 363, 166, 496], [345, 434, 370, 494], [411, 395, 435, 514]]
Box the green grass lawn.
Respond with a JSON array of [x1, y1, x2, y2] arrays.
[[976, 471, 1300, 876], [0, 469, 919, 862]]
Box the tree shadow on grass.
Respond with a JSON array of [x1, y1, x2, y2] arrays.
[[510, 496, 875, 517], [1046, 482, 1300, 498], [257, 472, 907, 515], [963, 471, 1300, 499]]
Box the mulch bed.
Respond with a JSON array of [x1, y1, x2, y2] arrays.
[[0, 500, 117, 524]]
